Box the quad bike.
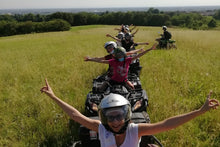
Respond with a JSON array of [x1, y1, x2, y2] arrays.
[[72, 75, 163, 146], [128, 58, 142, 77], [156, 33, 177, 49], [71, 55, 163, 147], [156, 39, 177, 49]]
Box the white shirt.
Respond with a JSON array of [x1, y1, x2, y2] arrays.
[[98, 123, 140, 147]]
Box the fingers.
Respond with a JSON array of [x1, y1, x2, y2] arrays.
[[40, 78, 49, 93], [207, 90, 213, 99], [209, 99, 219, 109], [40, 86, 47, 93], [45, 78, 49, 88], [84, 56, 88, 61]]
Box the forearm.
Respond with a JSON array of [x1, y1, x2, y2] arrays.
[[49, 95, 84, 122], [139, 109, 204, 136], [133, 48, 152, 60], [49, 95, 100, 131], [107, 34, 120, 42], [127, 48, 143, 55], [86, 57, 108, 64], [136, 42, 148, 45], [161, 109, 203, 131], [87, 57, 103, 62]]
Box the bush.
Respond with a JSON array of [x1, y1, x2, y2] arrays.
[[16, 21, 34, 34], [208, 19, 217, 28], [0, 21, 17, 36], [0, 19, 71, 37], [44, 19, 71, 32]]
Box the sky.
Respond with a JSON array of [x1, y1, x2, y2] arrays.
[[0, 0, 220, 9]]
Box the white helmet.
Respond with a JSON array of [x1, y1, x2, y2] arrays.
[[104, 41, 117, 49], [117, 32, 124, 40], [98, 93, 132, 134], [162, 26, 167, 30]]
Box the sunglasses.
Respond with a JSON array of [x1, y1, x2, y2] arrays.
[[106, 114, 124, 122]]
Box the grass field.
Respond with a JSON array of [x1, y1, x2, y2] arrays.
[[0, 25, 219, 146]]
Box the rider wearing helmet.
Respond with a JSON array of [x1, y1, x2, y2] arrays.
[[84, 41, 146, 80], [156, 26, 172, 48], [99, 46, 135, 91], [98, 93, 132, 135], [84, 41, 117, 79], [121, 32, 135, 51], [85, 43, 158, 91], [162, 26, 172, 41], [117, 32, 124, 40], [106, 32, 149, 52], [116, 32, 124, 46], [104, 41, 117, 55], [41, 80, 219, 147]]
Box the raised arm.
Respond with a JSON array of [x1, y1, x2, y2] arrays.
[[126, 48, 144, 56], [40, 79, 101, 132], [132, 43, 157, 61], [138, 91, 219, 137], [136, 41, 149, 46], [106, 34, 121, 42], [131, 28, 138, 36], [84, 56, 109, 64], [130, 25, 136, 32]]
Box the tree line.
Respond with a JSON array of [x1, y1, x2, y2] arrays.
[[0, 8, 219, 37]]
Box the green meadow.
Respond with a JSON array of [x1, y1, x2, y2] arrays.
[[0, 25, 219, 146]]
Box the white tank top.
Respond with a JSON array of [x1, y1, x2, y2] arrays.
[[98, 123, 140, 147]]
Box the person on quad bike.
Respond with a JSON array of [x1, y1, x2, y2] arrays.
[[41, 81, 219, 147], [115, 32, 124, 46], [156, 26, 172, 48], [106, 32, 149, 52], [85, 43, 157, 91], [84, 41, 144, 80], [114, 24, 138, 36]]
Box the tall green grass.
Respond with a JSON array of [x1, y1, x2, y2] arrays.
[[0, 25, 219, 146]]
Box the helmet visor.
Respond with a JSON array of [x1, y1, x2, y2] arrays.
[[105, 107, 125, 122], [106, 44, 114, 50]]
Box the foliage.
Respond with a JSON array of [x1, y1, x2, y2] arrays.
[[214, 9, 220, 20], [0, 26, 219, 146], [208, 19, 217, 27], [0, 8, 219, 36], [0, 19, 71, 36]]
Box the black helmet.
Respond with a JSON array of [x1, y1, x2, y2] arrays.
[[124, 32, 132, 41], [113, 46, 127, 59], [98, 93, 132, 134], [104, 41, 117, 50]]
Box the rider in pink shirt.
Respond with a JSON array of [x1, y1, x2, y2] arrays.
[[85, 43, 157, 91]]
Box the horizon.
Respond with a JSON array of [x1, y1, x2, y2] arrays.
[[1, 5, 220, 15], [1, 0, 220, 9], [1, 5, 220, 10]]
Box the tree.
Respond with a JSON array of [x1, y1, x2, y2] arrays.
[[147, 8, 160, 14], [213, 10, 220, 20], [208, 19, 217, 28]]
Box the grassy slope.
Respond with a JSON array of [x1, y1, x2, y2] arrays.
[[0, 25, 219, 146]]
